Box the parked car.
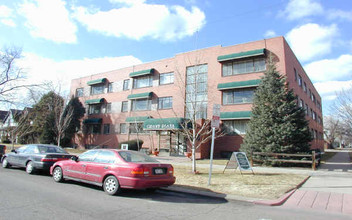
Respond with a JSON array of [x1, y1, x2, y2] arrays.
[[1, 144, 72, 174], [0, 144, 6, 159], [50, 149, 176, 195]]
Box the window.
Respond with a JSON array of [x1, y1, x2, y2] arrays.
[[294, 68, 298, 81], [298, 75, 302, 87], [303, 82, 307, 93], [94, 151, 116, 164], [312, 111, 316, 121], [76, 88, 83, 97], [185, 64, 208, 119], [123, 79, 130, 91], [223, 120, 249, 135], [88, 104, 102, 115], [120, 123, 127, 134], [133, 75, 152, 89], [309, 89, 312, 99], [158, 97, 173, 109], [103, 124, 110, 134], [159, 72, 174, 85], [121, 101, 128, 112], [105, 103, 111, 114], [312, 94, 316, 103], [107, 83, 113, 93], [132, 98, 151, 111], [79, 150, 98, 162], [90, 84, 105, 95], [317, 101, 321, 111], [222, 88, 255, 105], [305, 104, 309, 115], [222, 58, 265, 76], [129, 122, 146, 133], [299, 99, 304, 108], [318, 116, 322, 124], [86, 124, 101, 134], [310, 108, 313, 118]]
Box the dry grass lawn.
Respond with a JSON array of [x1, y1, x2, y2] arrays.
[[173, 164, 307, 200]]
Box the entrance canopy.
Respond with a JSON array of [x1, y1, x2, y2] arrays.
[[143, 117, 187, 131]]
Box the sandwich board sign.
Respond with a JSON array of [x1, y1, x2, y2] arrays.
[[223, 152, 254, 175]]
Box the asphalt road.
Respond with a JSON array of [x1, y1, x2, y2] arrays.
[[0, 166, 350, 220]]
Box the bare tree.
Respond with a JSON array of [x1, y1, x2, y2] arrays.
[[171, 57, 225, 173], [323, 116, 342, 149]]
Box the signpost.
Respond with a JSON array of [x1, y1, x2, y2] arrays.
[[121, 144, 129, 150], [223, 152, 254, 175], [208, 104, 220, 185]]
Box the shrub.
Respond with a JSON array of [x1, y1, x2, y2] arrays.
[[118, 139, 144, 151]]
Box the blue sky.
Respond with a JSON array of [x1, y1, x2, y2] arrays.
[[0, 0, 351, 115]]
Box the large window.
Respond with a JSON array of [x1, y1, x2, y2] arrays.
[[90, 84, 105, 95], [103, 124, 110, 134], [88, 104, 102, 115], [185, 64, 208, 119], [222, 88, 255, 105], [129, 122, 146, 133], [222, 58, 265, 76], [133, 75, 152, 89], [86, 124, 101, 134], [120, 123, 127, 134], [159, 72, 174, 85], [121, 101, 128, 112], [107, 83, 113, 93], [105, 103, 111, 114], [76, 88, 83, 97], [132, 99, 151, 111], [123, 79, 130, 90], [158, 97, 173, 109], [223, 120, 249, 135]]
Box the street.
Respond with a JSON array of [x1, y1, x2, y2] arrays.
[[0, 166, 350, 220]]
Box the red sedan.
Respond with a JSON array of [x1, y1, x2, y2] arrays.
[[50, 149, 175, 195]]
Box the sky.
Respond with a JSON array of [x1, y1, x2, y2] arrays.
[[0, 0, 351, 115]]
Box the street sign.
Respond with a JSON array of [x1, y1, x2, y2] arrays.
[[211, 104, 221, 128]]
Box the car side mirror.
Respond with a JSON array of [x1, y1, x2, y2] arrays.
[[11, 149, 17, 153], [71, 155, 79, 162]]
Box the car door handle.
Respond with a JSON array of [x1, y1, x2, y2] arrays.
[[81, 165, 86, 167], [104, 166, 109, 169]]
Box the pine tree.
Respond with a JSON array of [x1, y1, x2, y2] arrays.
[[242, 62, 312, 154]]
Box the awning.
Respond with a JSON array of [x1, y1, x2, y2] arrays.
[[83, 118, 102, 124], [129, 68, 154, 78], [143, 118, 186, 130], [127, 92, 153, 100], [87, 78, 107, 85], [85, 98, 105, 104], [220, 111, 252, 120], [217, 79, 261, 90], [126, 116, 151, 123], [217, 49, 265, 62]]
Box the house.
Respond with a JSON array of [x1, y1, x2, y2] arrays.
[[70, 36, 324, 158]]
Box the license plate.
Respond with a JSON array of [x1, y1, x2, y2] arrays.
[[154, 168, 164, 174]]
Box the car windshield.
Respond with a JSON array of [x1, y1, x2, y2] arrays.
[[38, 146, 67, 154], [118, 151, 159, 163]]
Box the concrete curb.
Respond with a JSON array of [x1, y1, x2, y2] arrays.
[[253, 175, 311, 206]]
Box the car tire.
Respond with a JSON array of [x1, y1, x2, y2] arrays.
[[52, 166, 64, 183], [103, 175, 120, 196], [26, 161, 35, 174], [2, 157, 11, 168]]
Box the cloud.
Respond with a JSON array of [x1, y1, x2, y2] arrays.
[[264, 30, 276, 38], [327, 9, 352, 22], [109, 0, 146, 5], [17, 52, 143, 92], [0, 5, 16, 27], [314, 80, 352, 96], [286, 23, 338, 62], [72, 3, 205, 41], [18, 0, 77, 44], [304, 54, 352, 82], [279, 0, 323, 20]]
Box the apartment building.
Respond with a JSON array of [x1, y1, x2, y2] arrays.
[[70, 36, 324, 159]]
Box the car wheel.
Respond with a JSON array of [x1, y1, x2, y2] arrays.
[[53, 166, 64, 183], [26, 161, 35, 174], [2, 157, 11, 168], [103, 176, 120, 196]]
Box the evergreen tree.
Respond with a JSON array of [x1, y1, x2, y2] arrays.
[[242, 62, 312, 154]]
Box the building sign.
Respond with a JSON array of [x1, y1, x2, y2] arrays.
[[145, 123, 177, 130]]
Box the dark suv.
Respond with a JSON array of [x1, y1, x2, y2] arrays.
[[0, 145, 6, 159]]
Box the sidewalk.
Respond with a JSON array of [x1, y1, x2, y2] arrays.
[[281, 150, 352, 215], [157, 150, 352, 216]]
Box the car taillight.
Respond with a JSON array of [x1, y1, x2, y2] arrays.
[[41, 158, 58, 162], [3, 145, 6, 151], [169, 166, 174, 174], [131, 166, 150, 175]]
